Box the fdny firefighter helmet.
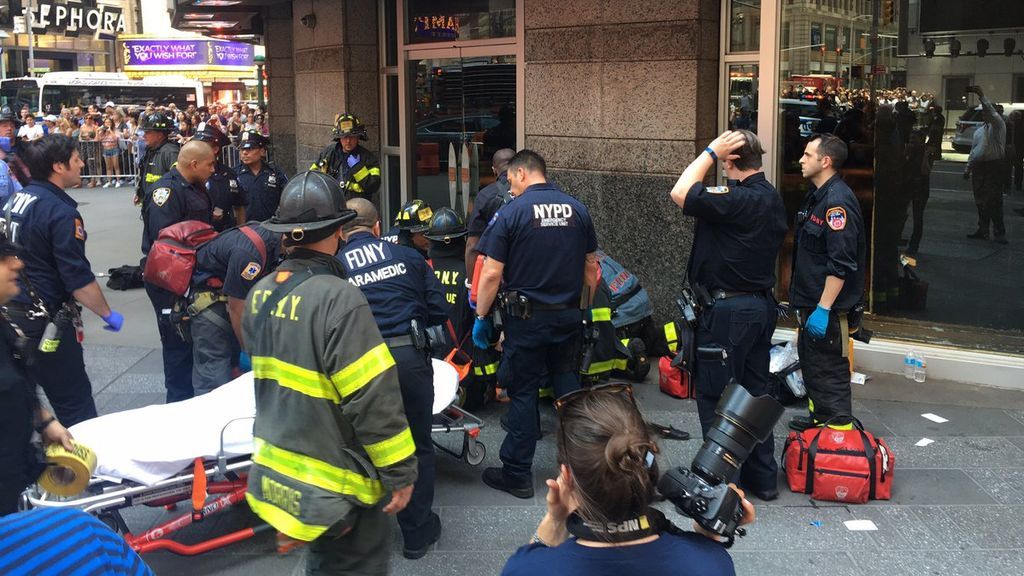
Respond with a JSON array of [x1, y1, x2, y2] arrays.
[[263, 171, 356, 240], [393, 199, 432, 234], [331, 113, 367, 141], [0, 106, 21, 129], [140, 111, 174, 133], [191, 121, 230, 149], [238, 130, 269, 150], [425, 207, 467, 242]]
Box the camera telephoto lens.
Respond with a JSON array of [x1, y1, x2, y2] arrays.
[[691, 383, 785, 485]]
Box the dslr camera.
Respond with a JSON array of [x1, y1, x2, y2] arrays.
[[658, 368, 784, 544]]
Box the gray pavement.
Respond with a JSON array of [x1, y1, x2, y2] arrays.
[[61, 185, 1024, 575]]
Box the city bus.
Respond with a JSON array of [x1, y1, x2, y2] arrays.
[[0, 72, 204, 115]]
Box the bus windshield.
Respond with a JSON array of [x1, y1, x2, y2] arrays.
[[0, 80, 41, 114], [41, 85, 199, 112]]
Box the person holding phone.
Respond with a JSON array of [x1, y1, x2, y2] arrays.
[[964, 85, 1008, 245]]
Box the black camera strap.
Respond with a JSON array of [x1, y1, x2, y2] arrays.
[[564, 508, 669, 543]]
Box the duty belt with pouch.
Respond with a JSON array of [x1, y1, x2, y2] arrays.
[[797, 304, 872, 358], [386, 319, 428, 351], [188, 290, 229, 317], [500, 290, 570, 320]]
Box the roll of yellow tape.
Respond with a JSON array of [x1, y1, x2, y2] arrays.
[[38, 442, 97, 496]]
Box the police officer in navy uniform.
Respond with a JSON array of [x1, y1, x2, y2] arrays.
[[1, 136, 123, 427], [473, 150, 600, 499], [312, 113, 381, 203], [234, 130, 287, 223], [384, 199, 432, 259], [0, 107, 30, 187], [337, 197, 448, 560], [788, 134, 866, 432], [465, 148, 515, 274], [192, 122, 246, 231], [142, 140, 217, 402], [669, 130, 788, 501], [190, 222, 280, 394], [135, 111, 180, 209]]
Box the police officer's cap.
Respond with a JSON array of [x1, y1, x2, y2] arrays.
[[192, 122, 230, 148], [238, 130, 268, 150], [332, 113, 367, 141], [263, 171, 357, 241], [0, 106, 21, 128], [140, 111, 174, 133], [425, 207, 467, 242], [393, 199, 432, 234]]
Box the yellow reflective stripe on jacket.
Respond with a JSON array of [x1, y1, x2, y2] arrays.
[[591, 307, 612, 322], [582, 358, 629, 375], [330, 342, 395, 399], [473, 362, 498, 376], [309, 162, 320, 171], [145, 173, 162, 183], [348, 181, 364, 193], [245, 493, 328, 542], [362, 427, 415, 469], [663, 322, 678, 353], [253, 438, 385, 505], [351, 165, 371, 181], [253, 356, 340, 403]]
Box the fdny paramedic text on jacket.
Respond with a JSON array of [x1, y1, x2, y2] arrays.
[[142, 141, 217, 403], [669, 130, 788, 501], [2, 135, 123, 427], [474, 150, 600, 499], [338, 198, 448, 560], [243, 171, 416, 576], [789, 134, 866, 432]]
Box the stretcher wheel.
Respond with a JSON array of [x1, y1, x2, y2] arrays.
[[465, 438, 486, 466]]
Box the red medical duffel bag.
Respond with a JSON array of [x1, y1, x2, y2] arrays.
[[658, 356, 695, 399], [783, 416, 894, 503]]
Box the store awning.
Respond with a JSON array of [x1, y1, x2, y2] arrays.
[[170, 0, 291, 43]]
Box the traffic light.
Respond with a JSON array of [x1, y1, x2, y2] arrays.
[[881, 0, 894, 26]]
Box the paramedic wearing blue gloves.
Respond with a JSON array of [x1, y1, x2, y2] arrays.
[[474, 150, 600, 499], [788, 134, 866, 432], [669, 130, 788, 502], [337, 198, 448, 560], [1, 135, 123, 427], [142, 141, 216, 403]]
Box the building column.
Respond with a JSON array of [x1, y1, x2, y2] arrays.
[[265, 4, 296, 174]]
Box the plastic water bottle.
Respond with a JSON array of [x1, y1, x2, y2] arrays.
[[903, 351, 916, 380], [913, 355, 927, 383]]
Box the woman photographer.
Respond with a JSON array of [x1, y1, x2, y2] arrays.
[[502, 384, 753, 576], [0, 228, 74, 515]]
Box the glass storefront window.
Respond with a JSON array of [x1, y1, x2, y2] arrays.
[[409, 55, 516, 209], [406, 0, 515, 44], [727, 64, 758, 132], [729, 0, 760, 53], [776, 0, 1024, 349]]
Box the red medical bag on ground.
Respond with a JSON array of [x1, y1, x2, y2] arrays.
[[143, 220, 218, 295], [658, 356, 695, 399], [783, 417, 894, 503]]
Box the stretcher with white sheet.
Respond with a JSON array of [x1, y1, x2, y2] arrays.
[[23, 359, 484, 556]]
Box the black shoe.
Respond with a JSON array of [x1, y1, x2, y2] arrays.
[[747, 487, 779, 502], [788, 416, 814, 432], [482, 467, 534, 499], [994, 236, 1009, 245], [402, 513, 442, 560], [966, 231, 989, 240], [500, 414, 543, 439]]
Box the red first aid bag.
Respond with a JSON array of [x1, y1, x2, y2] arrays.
[[658, 356, 694, 399], [783, 417, 894, 503], [143, 220, 218, 296]]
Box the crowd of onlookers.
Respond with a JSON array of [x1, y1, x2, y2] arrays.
[[14, 101, 269, 188]]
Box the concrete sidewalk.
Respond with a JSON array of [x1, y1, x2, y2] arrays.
[[68, 185, 1024, 575]]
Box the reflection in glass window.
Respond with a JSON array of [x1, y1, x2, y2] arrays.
[[727, 64, 758, 132], [729, 0, 760, 53], [407, 0, 515, 44]]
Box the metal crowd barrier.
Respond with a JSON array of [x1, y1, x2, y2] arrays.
[[75, 140, 274, 188]]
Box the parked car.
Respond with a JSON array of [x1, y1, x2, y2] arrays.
[[780, 98, 823, 137], [952, 102, 1024, 153], [415, 113, 499, 161]]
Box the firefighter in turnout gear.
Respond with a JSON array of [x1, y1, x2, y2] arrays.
[[243, 171, 417, 575], [135, 111, 180, 209], [338, 198, 448, 560], [386, 199, 432, 259], [312, 113, 381, 204]]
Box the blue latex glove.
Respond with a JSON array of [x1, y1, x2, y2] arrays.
[[472, 316, 493, 349], [101, 310, 124, 332], [239, 351, 252, 372], [805, 305, 830, 339], [346, 154, 360, 168]]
